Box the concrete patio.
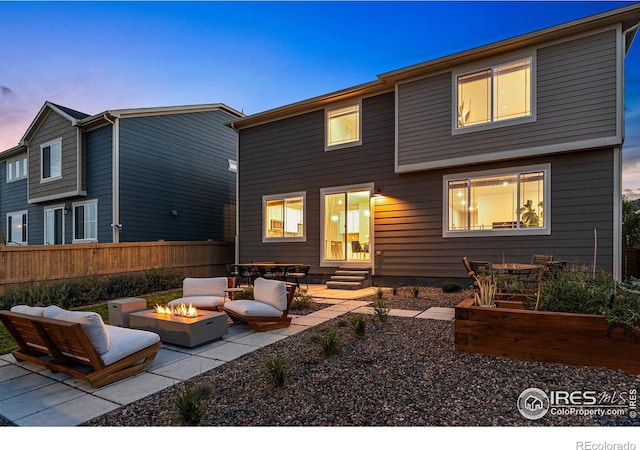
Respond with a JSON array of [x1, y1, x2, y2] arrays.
[[0, 285, 454, 426]]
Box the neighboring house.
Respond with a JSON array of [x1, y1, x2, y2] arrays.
[[228, 4, 640, 285], [0, 102, 243, 245]]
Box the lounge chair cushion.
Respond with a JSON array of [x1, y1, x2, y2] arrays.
[[253, 277, 287, 311], [183, 277, 227, 297], [10, 305, 45, 316], [100, 325, 160, 366], [223, 299, 283, 318], [167, 295, 224, 309], [43, 306, 110, 354]]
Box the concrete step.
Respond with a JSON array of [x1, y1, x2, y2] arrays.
[[330, 275, 366, 282], [326, 281, 365, 290], [334, 270, 370, 276]]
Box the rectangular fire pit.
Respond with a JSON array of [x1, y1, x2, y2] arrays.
[[129, 309, 228, 347]]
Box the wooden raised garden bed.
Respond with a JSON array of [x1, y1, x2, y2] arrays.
[[454, 298, 640, 375]]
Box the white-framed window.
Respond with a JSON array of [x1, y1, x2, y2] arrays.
[[6, 155, 28, 182], [6, 211, 27, 245], [73, 200, 98, 243], [326, 102, 361, 150], [263, 192, 306, 242], [454, 56, 534, 133], [41, 138, 62, 182], [44, 205, 65, 245], [228, 159, 237, 172], [443, 164, 550, 237]]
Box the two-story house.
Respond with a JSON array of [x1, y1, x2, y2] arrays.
[[228, 3, 640, 285], [1, 101, 243, 245]]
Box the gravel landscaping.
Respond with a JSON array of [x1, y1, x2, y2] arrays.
[[2, 286, 639, 427]]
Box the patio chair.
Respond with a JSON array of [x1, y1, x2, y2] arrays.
[[167, 277, 228, 311], [0, 305, 160, 388], [531, 254, 553, 265], [224, 278, 297, 332], [351, 241, 368, 259], [285, 264, 310, 289]]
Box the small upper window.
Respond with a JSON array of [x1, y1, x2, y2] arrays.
[[326, 103, 361, 149], [6, 156, 27, 182], [456, 57, 532, 131], [41, 138, 62, 181]]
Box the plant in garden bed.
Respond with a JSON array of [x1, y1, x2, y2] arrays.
[[172, 382, 212, 426], [264, 354, 289, 388], [314, 327, 342, 357], [371, 298, 390, 323], [349, 314, 367, 337], [441, 281, 462, 293], [291, 288, 313, 310], [471, 271, 497, 307], [372, 285, 385, 300]]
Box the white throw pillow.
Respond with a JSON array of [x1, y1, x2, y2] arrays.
[[10, 305, 44, 316], [253, 277, 287, 311], [43, 306, 110, 354], [183, 277, 228, 297]]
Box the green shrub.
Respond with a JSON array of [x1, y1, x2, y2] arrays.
[[371, 298, 389, 323], [291, 288, 313, 309], [233, 287, 254, 300], [372, 285, 385, 300], [316, 327, 342, 357], [441, 281, 462, 293], [264, 354, 288, 388], [392, 284, 401, 295], [173, 382, 212, 426], [411, 286, 421, 298], [349, 314, 367, 337]]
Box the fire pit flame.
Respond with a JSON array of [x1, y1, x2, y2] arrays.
[[154, 303, 198, 318]]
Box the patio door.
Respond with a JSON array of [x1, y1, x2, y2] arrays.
[[321, 185, 372, 265]]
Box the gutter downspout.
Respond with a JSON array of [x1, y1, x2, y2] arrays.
[[229, 121, 240, 265], [102, 113, 121, 243]]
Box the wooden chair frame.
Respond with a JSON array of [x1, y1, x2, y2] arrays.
[[0, 311, 160, 388], [225, 282, 297, 332]]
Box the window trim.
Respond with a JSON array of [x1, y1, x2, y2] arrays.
[[262, 191, 306, 243], [6, 155, 28, 183], [72, 199, 98, 244], [452, 54, 536, 135], [6, 210, 28, 245], [442, 163, 551, 238], [40, 138, 63, 182], [44, 204, 65, 245], [325, 101, 362, 151]]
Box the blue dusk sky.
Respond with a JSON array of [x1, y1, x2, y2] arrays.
[[0, 0, 638, 202]]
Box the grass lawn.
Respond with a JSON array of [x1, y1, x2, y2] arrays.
[[0, 289, 183, 355]]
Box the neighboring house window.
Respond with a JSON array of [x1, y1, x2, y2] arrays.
[[44, 205, 64, 245], [41, 138, 62, 181], [455, 56, 533, 131], [444, 164, 549, 237], [326, 103, 361, 149], [6, 156, 27, 182], [73, 200, 98, 242], [228, 159, 237, 172], [263, 192, 306, 242], [6, 211, 27, 245]]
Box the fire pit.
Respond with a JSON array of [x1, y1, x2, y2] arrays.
[[129, 304, 228, 347]]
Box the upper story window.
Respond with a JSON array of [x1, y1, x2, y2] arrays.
[[228, 159, 237, 172], [455, 56, 533, 132], [263, 192, 306, 242], [326, 103, 361, 150], [6, 211, 27, 245], [443, 164, 550, 237], [6, 156, 27, 182], [73, 200, 98, 243], [41, 138, 62, 182]]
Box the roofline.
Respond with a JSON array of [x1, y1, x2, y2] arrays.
[[20, 101, 84, 144], [79, 102, 244, 128], [229, 2, 640, 130], [0, 144, 27, 159]]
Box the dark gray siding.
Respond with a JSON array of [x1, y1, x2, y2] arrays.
[[118, 110, 236, 242], [397, 29, 618, 169], [239, 91, 615, 280], [84, 125, 113, 243], [28, 110, 80, 201]]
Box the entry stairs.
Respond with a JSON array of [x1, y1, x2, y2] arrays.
[[326, 266, 372, 290]]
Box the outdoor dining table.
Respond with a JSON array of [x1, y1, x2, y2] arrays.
[[491, 263, 542, 273]]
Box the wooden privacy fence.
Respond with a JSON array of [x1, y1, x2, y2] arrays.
[[0, 240, 234, 293]]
